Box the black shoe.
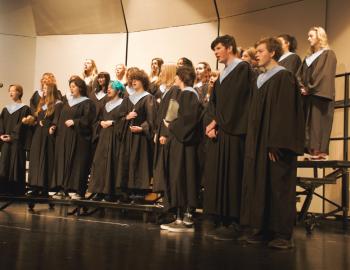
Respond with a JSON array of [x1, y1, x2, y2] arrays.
[[91, 193, 105, 201], [212, 224, 240, 241], [26, 189, 40, 197], [268, 238, 294, 250], [245, 231, 269, 245]]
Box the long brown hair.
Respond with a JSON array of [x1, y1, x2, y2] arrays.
[[36, 83, 60, 117]]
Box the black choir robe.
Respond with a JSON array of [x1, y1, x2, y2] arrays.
[[297, 49, 337, 153], [116, 93, 156, 190], [153, 85, 181, 194], [167, 89, 203, 208], [149, 81, 163, 101], [0, 104, 31, 194], [240, 68, 304, 238], [278, 53, 302, 75], [28, 101, 63, 189], [51, 98, 96, 195], [203, 60, 255, 219], [88, 99, 124, 194], [88, 91, 108, 122]]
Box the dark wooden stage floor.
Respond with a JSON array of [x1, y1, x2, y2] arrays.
[[0, 203, 349, 270]]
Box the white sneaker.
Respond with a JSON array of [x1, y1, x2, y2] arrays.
[[160, 219, 181, 230], [167, 220, 195, 233]]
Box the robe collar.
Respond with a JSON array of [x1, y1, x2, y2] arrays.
[[159, 84, 167, 93], [183, 86, 199, 100], [6, 103, 26, 114], [279, 52, 295, 62], [129, 91, 150, 105], [219, 58, 243, 84], [68, 96, 89, 107], [42, 100, 62, 111], [126, 86, 135, 96], [257, 65, 286, 89], [305, 49, 327, 67], [105, 97, 123, 113], [95, 90, 107, 100]]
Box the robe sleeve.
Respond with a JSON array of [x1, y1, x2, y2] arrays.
[[267, 72, 305, 155], [168, 91, 202, 143], [140, 95, 157, 139], [72, 100, 96, 136]]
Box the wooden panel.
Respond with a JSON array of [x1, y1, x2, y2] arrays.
[[31, 0, 126, 35]]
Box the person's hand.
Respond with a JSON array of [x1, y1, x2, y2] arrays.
[[207, 129, 217, 139], [39, 120, 44, 127], [0, 134, 11, 142], [49, 126, 56, 135], [65, 119, 74, 127], [206, 120, 217, 135], [130, 126, 143, 133], [101, 120, 113, 129], [126, 109, 137, 120], [268, 148, 283, 162], [159, 136, 167, 145], [301, 87, 308, 96]]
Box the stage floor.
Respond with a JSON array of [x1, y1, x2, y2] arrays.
[[0, 203, 349, 270]]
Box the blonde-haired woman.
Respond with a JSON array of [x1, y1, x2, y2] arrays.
[[153, 64, 182, 207], [27, 83, 63, 196], [297, 26, 337, 160], [82, 59, 99, 95]]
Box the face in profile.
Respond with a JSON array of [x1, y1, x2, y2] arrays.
[[151, 60, 160, 73], [116, 65, 125, 77], [308, 30, 318, 47], [107, 84, 117, 98], [9, 86, 20, 101]]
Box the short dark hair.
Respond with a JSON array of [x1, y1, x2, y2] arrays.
[[211, 35, 237, 54], [69, 77, 88, 97], [9, 84, 23, 99], [278, 34, 298, 52], [130, 69, 150, 90], [255, 37, 283, 62], [176, 66, 196, 87]]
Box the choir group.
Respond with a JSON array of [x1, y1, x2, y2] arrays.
[[0, 26, 337, 250]]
